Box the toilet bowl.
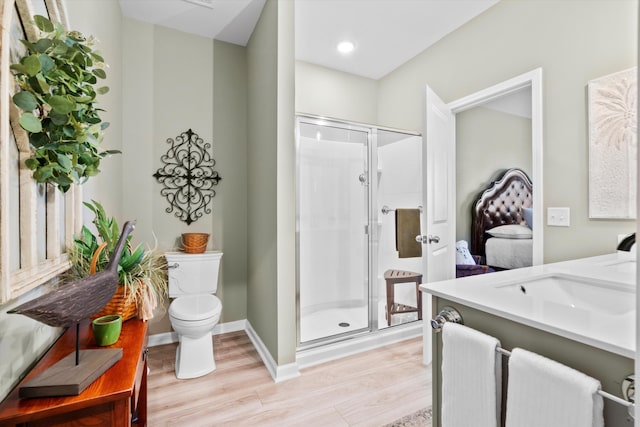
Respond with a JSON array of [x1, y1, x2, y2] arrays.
[[165, 251, 223, 379]]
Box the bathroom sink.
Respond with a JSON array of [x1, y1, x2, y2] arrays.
[[494, 273, 634, 316]]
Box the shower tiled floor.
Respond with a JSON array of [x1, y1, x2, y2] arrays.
[[300, 301, 419, 343]]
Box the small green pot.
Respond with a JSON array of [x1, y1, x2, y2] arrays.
[[92, 314, 123, 346]]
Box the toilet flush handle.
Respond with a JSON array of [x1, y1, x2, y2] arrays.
[[168, 263, 179, 269]]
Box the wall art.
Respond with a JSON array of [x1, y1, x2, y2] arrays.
[[153, 129, 222, 225], [588, 67, 637, 219]]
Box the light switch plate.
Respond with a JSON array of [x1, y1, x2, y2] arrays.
[[547, 207, 570, 227]]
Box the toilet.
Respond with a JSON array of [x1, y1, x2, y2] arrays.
[[166, 251, 223, 379]]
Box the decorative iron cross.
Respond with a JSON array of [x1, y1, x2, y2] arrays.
[[153, 129, 222, 225]]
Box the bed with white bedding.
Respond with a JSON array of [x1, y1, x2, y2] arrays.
[[470, 168, 533, 270]]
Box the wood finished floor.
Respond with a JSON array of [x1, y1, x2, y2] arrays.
[[147, 331, 431, 427]]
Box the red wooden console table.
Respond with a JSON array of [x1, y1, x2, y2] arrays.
[[0, 319, 148, 427]]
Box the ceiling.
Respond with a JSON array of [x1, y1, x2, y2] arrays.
[[119, 0, 499, 80]]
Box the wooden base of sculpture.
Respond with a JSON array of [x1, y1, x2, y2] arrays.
[[19, 348, 122, 398]]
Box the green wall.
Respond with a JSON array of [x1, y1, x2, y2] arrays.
[[377, 0, 637, 262], [246, 0, 296, 365], [214, 40, 249, 323], [295, 61, 379, 124]]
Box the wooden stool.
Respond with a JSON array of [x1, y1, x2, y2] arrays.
[[384, 269, 423, 326]]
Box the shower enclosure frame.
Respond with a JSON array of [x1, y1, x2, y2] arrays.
[[295, 114, 422, 351]]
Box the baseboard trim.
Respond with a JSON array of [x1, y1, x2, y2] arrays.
[[245, 321, 300, 383], [147, 319, 247, 348]]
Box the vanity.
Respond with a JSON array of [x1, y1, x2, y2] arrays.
[[0, 319, 148, 427], [420, 253, 635, 426]]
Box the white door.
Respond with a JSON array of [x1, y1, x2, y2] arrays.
[[420, 85, 456, 364]]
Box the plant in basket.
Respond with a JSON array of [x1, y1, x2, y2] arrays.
[[64, 200, 168, 321]]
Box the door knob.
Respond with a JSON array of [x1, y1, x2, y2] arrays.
[[428, 235, 440, 244]]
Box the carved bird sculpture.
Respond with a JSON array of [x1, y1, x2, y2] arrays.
[[9, 221, 136, 327]]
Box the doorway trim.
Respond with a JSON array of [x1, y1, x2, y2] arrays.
[[447, 68, 543, 266]]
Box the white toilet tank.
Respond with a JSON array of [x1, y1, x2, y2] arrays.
[[165, 251, 223, 298]]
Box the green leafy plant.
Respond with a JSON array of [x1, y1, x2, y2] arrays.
[[10, 15, 119, 193], [65, 200, 168, 320]]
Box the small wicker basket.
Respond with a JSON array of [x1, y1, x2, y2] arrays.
[[182, 233, 209, 254], [90, 242, 138, 321]]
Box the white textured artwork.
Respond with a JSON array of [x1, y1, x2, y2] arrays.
[[588, 67, 638, 219]]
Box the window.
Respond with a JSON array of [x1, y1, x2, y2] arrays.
[[0, 0, 81, 303]]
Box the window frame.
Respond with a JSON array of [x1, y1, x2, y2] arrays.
[[0, 0, 82, 303]]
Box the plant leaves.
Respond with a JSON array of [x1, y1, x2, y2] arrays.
[[48, 95, 75, 114], [56, 153, 72, 171], [23, 55, 41, 76], [33, 15, 54, 33], [29, 132, 49, 148], [24, 158, 39, 170], [19, 112, 42, 133], [34, 39, 53, 53], [96, 86, 109, 95], [39, 54, 55, 73], [49, 110, 68, 126], [13, 91, 38, 111], [34, 74, 49, 92], [92, 68, 106, 79], [33, 164, 53, 181]]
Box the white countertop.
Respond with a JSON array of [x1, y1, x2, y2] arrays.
[[419, 252, 636, 358]]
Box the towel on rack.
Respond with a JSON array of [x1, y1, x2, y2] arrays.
[[505, 348, 604, 427], [441, 323, 501, 427], [395, 208, 422, 258]]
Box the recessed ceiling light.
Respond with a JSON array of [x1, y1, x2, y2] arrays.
[[337, 41, 355, 54]]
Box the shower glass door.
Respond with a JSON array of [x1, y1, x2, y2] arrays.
[[297, 119, 370, 346]]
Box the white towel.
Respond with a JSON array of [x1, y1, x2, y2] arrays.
[[441, 322, 501, 427], [505, 348, 604, 427]]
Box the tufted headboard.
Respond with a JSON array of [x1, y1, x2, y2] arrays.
[[470, 168, 533, 257]]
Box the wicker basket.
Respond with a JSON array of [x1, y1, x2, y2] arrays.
[[90, 242, 138, 321], [182, 233, 209, 254]]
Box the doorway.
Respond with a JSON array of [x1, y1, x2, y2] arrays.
[[448, 68, 543, 267]]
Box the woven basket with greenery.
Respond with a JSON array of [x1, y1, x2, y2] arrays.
[[65, 200, 168, 321]]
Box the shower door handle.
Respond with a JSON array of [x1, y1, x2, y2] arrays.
[[415, 235, 440, 244]]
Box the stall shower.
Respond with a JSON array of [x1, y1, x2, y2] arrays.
[[296, 115, 423, 349]]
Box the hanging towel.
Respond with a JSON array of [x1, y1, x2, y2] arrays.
[[395, 208, 422, 258], [505, 348, 604, 427], [441, 322, 501, 427]]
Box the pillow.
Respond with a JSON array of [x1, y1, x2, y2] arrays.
[[455, 240, 476, 265], [486, 224, 532, 239], [523, 208, 533, 229]]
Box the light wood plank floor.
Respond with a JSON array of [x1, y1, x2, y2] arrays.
[[147, 331, 431, 427]]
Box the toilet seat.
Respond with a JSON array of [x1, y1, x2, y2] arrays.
[[169, 294, 221, 321]]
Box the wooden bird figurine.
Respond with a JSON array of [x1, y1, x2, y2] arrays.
[[9, 221, 136, 327]]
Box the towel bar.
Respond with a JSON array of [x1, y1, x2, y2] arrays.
[[381, 205, 423, 215], [430, 306, 463, 332], [430, 307, 636, 415]]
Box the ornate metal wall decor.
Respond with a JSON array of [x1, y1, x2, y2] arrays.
[[153, 129, 222, 225]]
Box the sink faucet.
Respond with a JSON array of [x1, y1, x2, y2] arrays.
[[617, 233, 636, 251]]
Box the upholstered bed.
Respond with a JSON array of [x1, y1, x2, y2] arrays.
[[470, 168, 533, 270]]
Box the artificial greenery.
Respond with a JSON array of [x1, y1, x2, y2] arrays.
[[65, 200, 168, 320], [10, 15, 118, 193]]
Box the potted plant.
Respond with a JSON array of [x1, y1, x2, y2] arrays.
[[10, 15, 118, 193], [65, 200, 168, 321]]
